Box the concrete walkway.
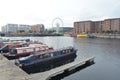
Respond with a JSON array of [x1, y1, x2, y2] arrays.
[[31, 56, 95, 80], [0, 54, 32, 80]]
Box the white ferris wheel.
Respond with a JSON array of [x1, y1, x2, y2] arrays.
[[52, 18, 63, 33]]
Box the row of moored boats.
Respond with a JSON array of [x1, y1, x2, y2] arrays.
[[0, 38, 77, 73]]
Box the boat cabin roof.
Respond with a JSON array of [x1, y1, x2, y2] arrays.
[[14, 45, 49, 50], [18, 46, 75, 61], [34, 46, 74, 56]]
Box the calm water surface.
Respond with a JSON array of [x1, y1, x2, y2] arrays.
[[3, 36, 120, 80]]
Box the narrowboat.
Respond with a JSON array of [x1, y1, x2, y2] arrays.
[[14, 46, 77, 73], [0, 42, 28, 53], [4, 44, 53, 59], [88, 34, 96, 38], [0, 39, 31, 53]]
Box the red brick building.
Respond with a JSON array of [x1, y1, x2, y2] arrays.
[[103, 19, 111, 31], [94, 21, 103, 33], [74, 21, 93, 34], [31, 24, 44, 33], [110, 18, 120, 32], [74, 18, 120, 35]]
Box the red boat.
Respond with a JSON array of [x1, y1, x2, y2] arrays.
[[0, 42, 29, 53], [4, 44, 54, 59], [0, 38, 30, 52], [0, 39, 44, 53]]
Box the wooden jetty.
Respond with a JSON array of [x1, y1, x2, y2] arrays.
[[31, 56, 95, 80], [0, 54, 95, 80]]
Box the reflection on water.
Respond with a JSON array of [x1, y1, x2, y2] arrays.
[[3, 37, 120, 80], [67, 38, 120, 80]]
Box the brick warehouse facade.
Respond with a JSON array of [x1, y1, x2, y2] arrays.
[[94, 21, 103, 33], [74, 21, 93, 34], [74, 18, 120, 35], [31, 24, 44, 33]]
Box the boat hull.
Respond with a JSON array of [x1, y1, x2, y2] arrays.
[[21, 51, 77, 74]]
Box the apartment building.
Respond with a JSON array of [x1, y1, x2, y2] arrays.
[[74, 21, 93, 34], [1, 24, 45, 33], [74, 18, 120, 34], [2, 24, 18, 33], [18, 24, 30, 32], [30, 24, 45, 33]]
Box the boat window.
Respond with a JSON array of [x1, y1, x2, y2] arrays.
[[70, 48, 74, 52], [53, 51, 59, 56], [38, 55, 43, 59], [62, 50, 65, 54], [50, 53, 54, 57], [39, 47, 41, 50], [68, 49, 71, 53], [23, 49, 26, 53], [41, 47, 45, 51], [10, 49, 17, 54], [65, 49, 70, 54], [66, 50, 68, 54], [46, 53, 50, 57], [57, 51, 61, 55], [33, 48, 35, 51], [42, 53, 51, 58]]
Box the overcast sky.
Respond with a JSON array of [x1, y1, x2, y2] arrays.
[[0, 0, 120, 31]]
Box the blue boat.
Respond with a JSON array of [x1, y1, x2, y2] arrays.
[[15, 46, 77, 73], [88, 34, 96, 38]]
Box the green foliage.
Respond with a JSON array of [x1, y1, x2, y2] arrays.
[[47, 30, 56, 34], [102, 30, 105, 33], [110, 30, 113, 33], [106, 30, 110, 33]]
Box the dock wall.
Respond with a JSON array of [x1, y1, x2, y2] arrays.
[[96, 34, 120, 39]]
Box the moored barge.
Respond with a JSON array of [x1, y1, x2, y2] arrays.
[[4, 44, 53, 59], [15, 46, 77, 73]]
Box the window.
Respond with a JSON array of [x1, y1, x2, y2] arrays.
[[45, 53, 51, 58], [23, 49, 26, 53], [50, 53, 54, 57], [38, 55, 43, 59], [62, 50, 65, 54], [10, 49, 17, 54]]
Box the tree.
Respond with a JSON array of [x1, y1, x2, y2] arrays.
[[114, 30, 118, 34], [102, 30, 105, 33], [106, 30, 110, 34], [28, 30, 32, 33], [48, 30, 56, 34], [110, 30, 113, 33]]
